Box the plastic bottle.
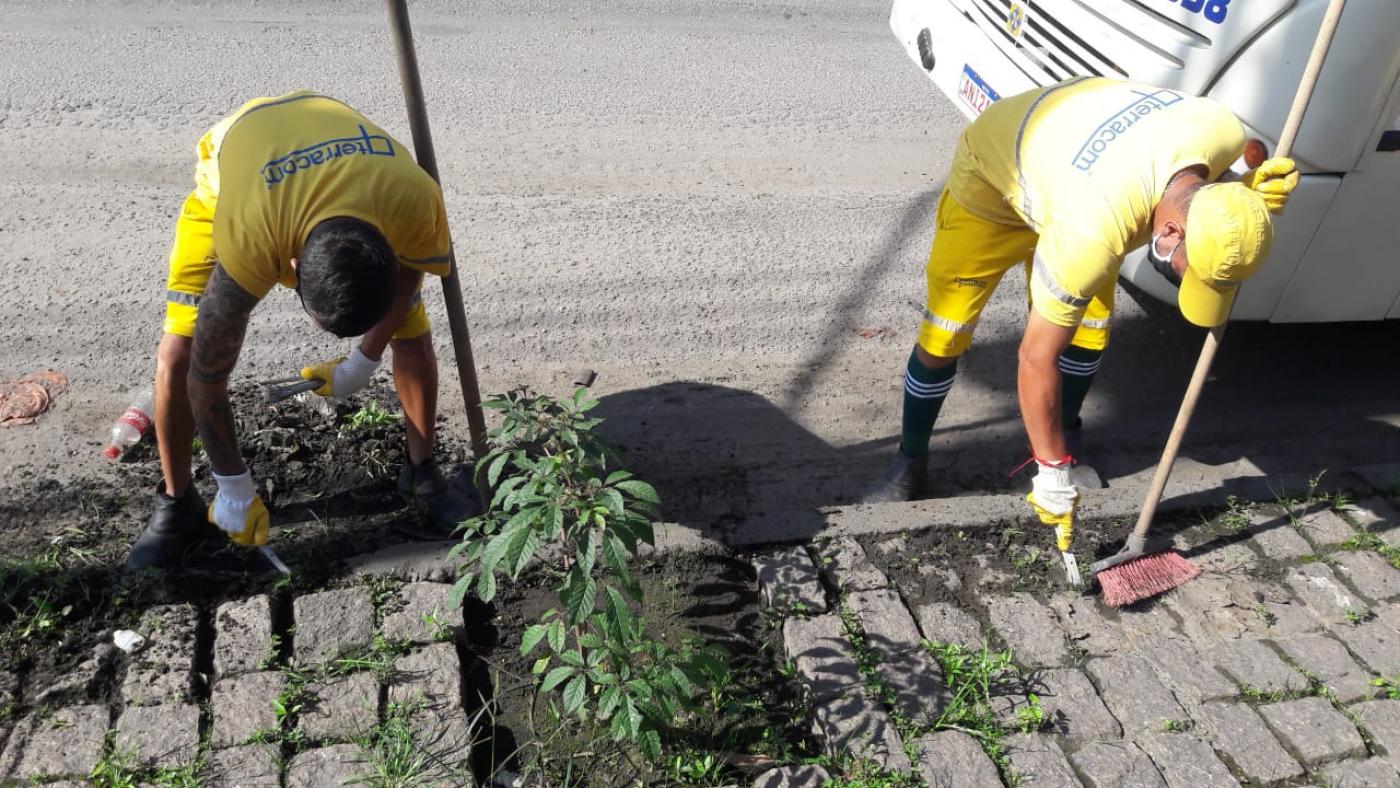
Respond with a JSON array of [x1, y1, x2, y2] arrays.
[[104, 388, 155, 459]]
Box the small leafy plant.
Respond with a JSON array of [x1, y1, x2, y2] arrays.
[[449, 388, 721, 761], [341, 400, 400, 433]]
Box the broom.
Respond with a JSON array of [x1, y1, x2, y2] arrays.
[[1091, 0, 1346, 607]]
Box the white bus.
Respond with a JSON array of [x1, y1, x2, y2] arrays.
[[890, 0, 1400, 322]]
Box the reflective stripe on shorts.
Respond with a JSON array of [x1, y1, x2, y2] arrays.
[[1079, 317, 1109, 329], [922, 307, 974, 335]]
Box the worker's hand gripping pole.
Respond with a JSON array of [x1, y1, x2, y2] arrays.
[[1114, 0, 1345, 569], [384, 0, 489, 461]]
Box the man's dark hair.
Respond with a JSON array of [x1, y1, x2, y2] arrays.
[[297, 217, 397, 338]]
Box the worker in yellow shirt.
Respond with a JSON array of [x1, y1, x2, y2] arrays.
[[861, 78, 1298, 536], [126, 91, 474, 570]]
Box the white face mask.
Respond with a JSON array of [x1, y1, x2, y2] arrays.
[[1147, 232, 1183, 287]]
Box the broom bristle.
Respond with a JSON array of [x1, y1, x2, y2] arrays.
[[1098, 551, 1201, 607]]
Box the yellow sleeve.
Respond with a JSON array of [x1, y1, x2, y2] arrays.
[[1028, 232, 1118, 328], [396, 185, 453, 278]]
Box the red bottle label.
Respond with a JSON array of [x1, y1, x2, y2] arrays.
[[120, 407, 152, 435]]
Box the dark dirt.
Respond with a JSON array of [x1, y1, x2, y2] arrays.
[[467, 551, 816, 787], [0, 378, 473, 716]]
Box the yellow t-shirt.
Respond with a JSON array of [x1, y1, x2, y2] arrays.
[[209, 91, 452, 299], [947, 77, 1245, 326]]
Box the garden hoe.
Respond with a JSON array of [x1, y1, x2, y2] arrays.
[[1090, 0, 1345, 607]]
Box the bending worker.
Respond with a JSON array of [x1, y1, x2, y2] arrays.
[[862, 77, 1298, 533], [126, 90, 474, 570]]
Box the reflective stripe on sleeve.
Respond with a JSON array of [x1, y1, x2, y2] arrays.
[[922, 307, 974, 335], [166, 290, 200, 307], [1032, 255, 1090, 309]]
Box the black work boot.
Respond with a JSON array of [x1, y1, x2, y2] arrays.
[[860, 451, 929, 504], [1064, 419, 1107, 490], [397, 456, 480, 535], [125, 482, 213, 571]]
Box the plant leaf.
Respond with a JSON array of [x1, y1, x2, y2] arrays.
[[565, 571, 597, 625], [597, 686, 621, 719], [615, 480, 659, 505], [485, 451, 510, 489], [477, 570, 497, 602], [563, 674, 587, 715], [540, 666, 575, 693], [521, 624, 548, 656], [532, 656, 551, 675], [507, 525, 540, 578], [604, 470, 633, 485], [547, 619, 566, 653], [575, 528, 597, 575], [447, 574, 472, 610], [638, 727, 662, 762]]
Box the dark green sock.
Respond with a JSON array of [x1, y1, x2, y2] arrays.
[[899, 352, 957, 458], [1058, 345, 1102, 428]]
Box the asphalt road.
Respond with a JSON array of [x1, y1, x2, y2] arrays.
[[2, 0, 1396, 541]]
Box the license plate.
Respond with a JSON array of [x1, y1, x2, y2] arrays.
[[958, 65, 1000, 115]]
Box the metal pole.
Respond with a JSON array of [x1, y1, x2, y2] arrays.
[[384, 0, 488, 460]]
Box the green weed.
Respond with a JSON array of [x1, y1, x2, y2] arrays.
[[341, 401, 400, 433]]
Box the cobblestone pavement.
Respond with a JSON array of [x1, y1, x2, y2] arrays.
[[0, 580, 480, 786], [754, 486, 1400, 786]]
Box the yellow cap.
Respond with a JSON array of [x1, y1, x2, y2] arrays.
[[1179, 183, 1274, 327]]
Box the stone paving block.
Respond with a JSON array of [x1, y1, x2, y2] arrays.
[[1196, 701, 1304, 784], [1354, 701, 1400, 770], [300, 671, 379, 744], [1172, 531, 1260, 573], [847, 588, 922, 660], [1257, 696, 1365, 765], [381, 582, 460, 645], [915, 602, 984, 650], [1277, 633, 1376, 703], [1334, 549, 1400, 602], [1296, 508, 1357, 547], [121, 603, 198, 706], [782, 614, 862, 702], [114, 703, 200, 769], [1346, 497, 1400, 548], [1069, 740, 1167, 788], [812, 537, 888, 592], [987, 593, 1068, 668], [811, 692, 911, 774], [201, 743, 281, 788], [287, 743, 370, 788], [294, 587, 374, 667], [388, 642, 462, 715], [1137, 637, 1237, 706], [753, 547, 828, 613], [1166, 573, 1313, 643], [0, 704, 108, 779], [1286, 563, 1361, 625], [1002, 733, 1081, 787], [1248, 508, 1314, 560], [1354, 463, 1400, 494], [1136, 732, 1240, 788], [1035, 667, 1122, 742], [1085, 655, 1188, 734], [211, 670, 283, 748], [1322, 757, 1400, 787], [1209, 639, 1308, 694], [1049, 594, 1179, 656], [752, 764, 831, 787], [1332, 618, 1400, 674], [914, 729, 1001, 788], [213, 594, 275, 677], [881, 650, 950, 727]]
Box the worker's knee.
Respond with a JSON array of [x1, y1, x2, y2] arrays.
[[913, 343, 959, 370], [156, 333, 193, 377], [390, 332, 436, 365]]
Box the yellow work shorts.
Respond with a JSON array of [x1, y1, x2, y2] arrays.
[[162, 124, 430, 341], [916, 190, 1112, 357]]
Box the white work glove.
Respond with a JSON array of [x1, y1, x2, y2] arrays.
[[299, 346, 381, 399], [1026, 458, 1081, 585], [208, 470, 269, 547]]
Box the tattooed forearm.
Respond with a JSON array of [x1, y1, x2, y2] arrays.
[[190, 266, 257, 385], [188, 264, 259, 475]]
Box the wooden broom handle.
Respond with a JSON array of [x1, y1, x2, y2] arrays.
[[1130, 0, 1346, 539]]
